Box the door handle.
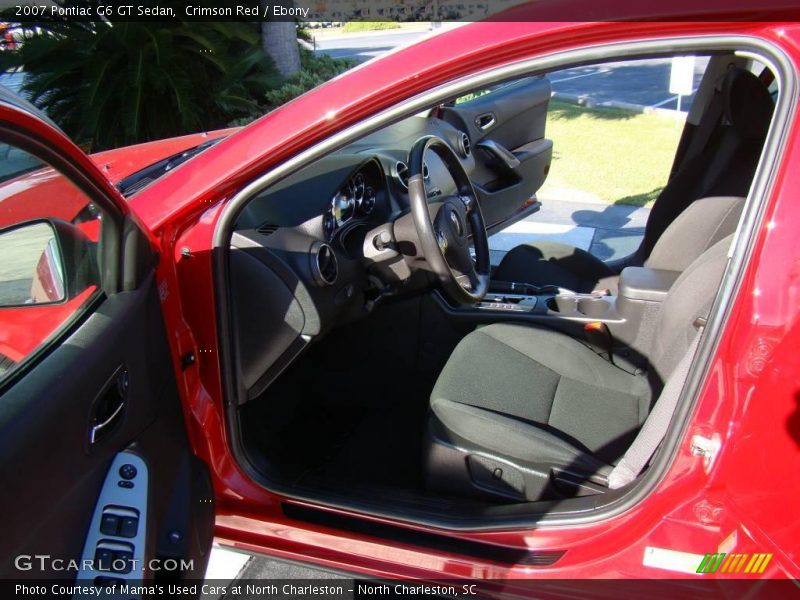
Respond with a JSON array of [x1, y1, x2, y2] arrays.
[[475, 112, 496, 130], [89, 368, 129, 445], [476, 139, 521, 170], [89, 398, 126, 445]]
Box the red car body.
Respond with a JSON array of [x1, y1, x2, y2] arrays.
[[3, 15, 800, 581]]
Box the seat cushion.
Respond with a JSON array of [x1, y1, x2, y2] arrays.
[[494, 241, 619, 294], [430, 323, 652, 466]]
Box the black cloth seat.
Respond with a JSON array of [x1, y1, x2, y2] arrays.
[[429, 324, 651, 467], [494, 67, 772, 293], [425, 235, 733, 501]]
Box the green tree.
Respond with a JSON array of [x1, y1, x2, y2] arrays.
[[261, 20, 301, 77], [0, 21, 279, 150], [259, 1, 301, 77]]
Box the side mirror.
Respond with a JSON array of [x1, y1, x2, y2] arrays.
[[0, 219, 99, 308]]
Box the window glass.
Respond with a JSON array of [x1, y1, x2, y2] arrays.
[[0, 143, 105, 384], [533, 56, 707, 262]]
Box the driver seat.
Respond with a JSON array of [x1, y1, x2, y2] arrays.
[[424, 234, 732, 501]]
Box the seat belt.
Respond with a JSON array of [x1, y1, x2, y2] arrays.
[[608, 329, 703, 489]]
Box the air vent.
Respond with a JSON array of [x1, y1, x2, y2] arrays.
[[459, 132, 471, 158], [396, 160, 428, 188], [395, 161, 409, 189], [257, 223, 279, 236], [311, 242, 338, 286]]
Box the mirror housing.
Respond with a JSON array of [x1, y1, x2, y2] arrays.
[[0, 219, 99, 308]]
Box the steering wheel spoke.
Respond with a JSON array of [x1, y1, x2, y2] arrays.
[[405, 136, 490, 305], [455, 265, 482, 292]]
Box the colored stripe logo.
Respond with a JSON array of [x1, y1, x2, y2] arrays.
[[696, 553, 773, 574]]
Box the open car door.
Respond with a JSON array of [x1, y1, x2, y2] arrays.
[[440, 75, 553, 233], [0, 98, 214, 586]]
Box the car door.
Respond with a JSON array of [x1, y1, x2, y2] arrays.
[[439, 75, 553, 232], [0, 100, 214, 585]]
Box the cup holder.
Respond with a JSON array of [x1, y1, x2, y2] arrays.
[[577, 297, 610, 318], [548, 295, 577, 312], [548, 294, 610, 318]]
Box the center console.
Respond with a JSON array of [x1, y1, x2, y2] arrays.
[[437, 266, 681, 366], [476, 289, 623, 322]]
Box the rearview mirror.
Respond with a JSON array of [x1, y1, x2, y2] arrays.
[[0, 219, 98, 308]]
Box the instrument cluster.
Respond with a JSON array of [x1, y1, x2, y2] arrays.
[[323, 164, 381, 240]]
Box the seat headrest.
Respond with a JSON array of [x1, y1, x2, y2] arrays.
[[722, 67, 774, 140]]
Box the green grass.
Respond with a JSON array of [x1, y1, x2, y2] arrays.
[[539, 100, 683, 207], [454, 89, 491, 104], [341, 21, 400, 33]]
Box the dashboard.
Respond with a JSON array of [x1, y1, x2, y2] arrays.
[[234, 115, 472, 242], [229, 115, 476, 402], [226, 77, 555, 404]]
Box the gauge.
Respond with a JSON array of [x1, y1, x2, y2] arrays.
[[352, 173, 366, 204], [360, 187, 376, 215], [331, 189, 355, 226]]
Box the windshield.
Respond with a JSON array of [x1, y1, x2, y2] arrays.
[[0, 143, 45, 184]]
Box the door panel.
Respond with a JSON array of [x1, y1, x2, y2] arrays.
[[0, 101, 213, 585], [441, 76, 553, 231], [0, 276, 214, 580]]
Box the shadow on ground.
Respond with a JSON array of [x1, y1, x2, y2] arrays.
[[567, 202, 648, 261], [614, 186, 663, 208], [569, 201, 646, 230]]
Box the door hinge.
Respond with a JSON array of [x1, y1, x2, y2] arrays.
[[690, 434, 721, 473]]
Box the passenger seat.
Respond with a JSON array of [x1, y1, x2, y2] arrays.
[[494, 67, 772, 293]]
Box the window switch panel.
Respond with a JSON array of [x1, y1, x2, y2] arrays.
[[77, 451, 148, 586]]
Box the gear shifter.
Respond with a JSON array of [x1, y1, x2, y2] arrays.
[[490, 280, 573, 296]]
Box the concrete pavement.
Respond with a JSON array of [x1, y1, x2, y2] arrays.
[[489, 196, 650, 265], [313, 31, 423, 60], [311, 28, 437, 61], [550, 57, 709, 112]]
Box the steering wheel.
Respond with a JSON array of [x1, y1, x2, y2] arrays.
[[406, 136, 490, 304]]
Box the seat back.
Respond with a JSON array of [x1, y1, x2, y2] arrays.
[[649, 234, 733, 383], [644, 195, 744, 272], [638, 68, 772, 263]]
